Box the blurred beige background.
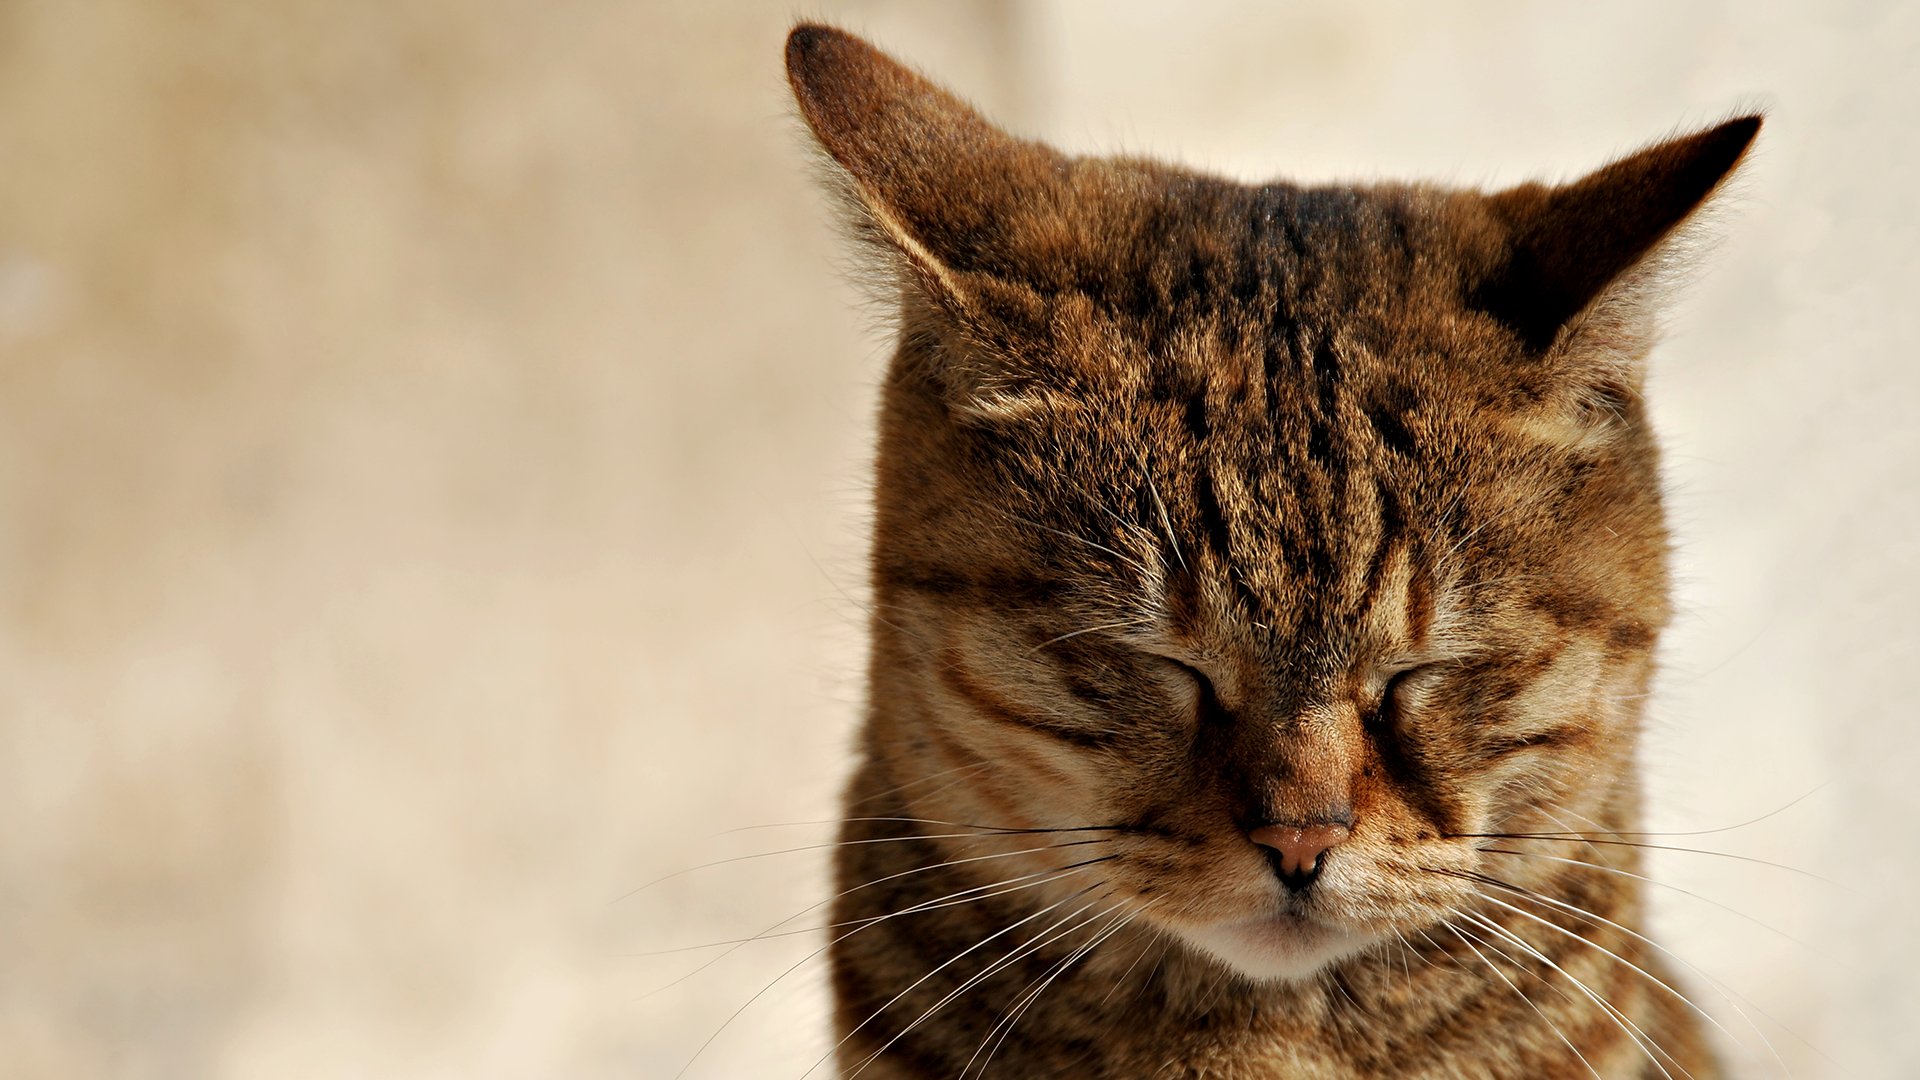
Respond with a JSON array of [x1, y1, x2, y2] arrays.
[[0, 1, 1912, 1077]]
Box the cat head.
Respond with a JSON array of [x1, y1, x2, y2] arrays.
[[789, 24, 1757, 981]]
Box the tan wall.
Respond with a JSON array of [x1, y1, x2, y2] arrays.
[[0, 1, 1909, 1076]]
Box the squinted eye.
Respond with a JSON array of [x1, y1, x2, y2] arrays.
[[1158, 656, 1219, 715], [1370, 666, 1430, 727]]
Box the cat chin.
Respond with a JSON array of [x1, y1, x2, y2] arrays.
[[1178, 914, 1373, 983]]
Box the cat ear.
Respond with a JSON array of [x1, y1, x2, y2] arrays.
[[1471, 116, 1762, 356], [784, 23, 1063, 313]]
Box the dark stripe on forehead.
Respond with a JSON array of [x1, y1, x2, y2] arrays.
[[1359, 478, 1405, 610], [1260, 328, 1292, 432], [1193, 468, 1233, 561], [1298, 528, 1338, 596], [1259, 202, 1306, 433], [1183, 393, 1210, 444], [1306, 333, 1344, 471], [1367, 381, 1420, 457], [1193, 466, 1266, 619]]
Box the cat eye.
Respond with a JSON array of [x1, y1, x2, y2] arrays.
[[1159, 656, 1220, 712], [1369, 666, 1429, 727]]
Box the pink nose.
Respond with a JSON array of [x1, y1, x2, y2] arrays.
[[1249, 822, 1351, 880]]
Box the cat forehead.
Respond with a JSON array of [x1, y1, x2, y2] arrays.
[[930, 171, 1509, 399], [978, 170, 1481, 321]]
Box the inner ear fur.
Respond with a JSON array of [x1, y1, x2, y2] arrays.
[[1474, 117, 1758, 353], [1470, 116, 1760, 438], [1472, 116, 1762, 356], [784, 23, 1065, 313]]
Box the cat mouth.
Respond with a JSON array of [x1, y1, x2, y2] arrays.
[[1178, 908, 1373, 982]]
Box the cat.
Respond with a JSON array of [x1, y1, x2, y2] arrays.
[[786, 21, 1758, 1079]]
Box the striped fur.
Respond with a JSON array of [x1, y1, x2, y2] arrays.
[[788, 23, 1757, 1079]]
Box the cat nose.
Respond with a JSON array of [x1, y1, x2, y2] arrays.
[[1248, 820, 1351, 890]]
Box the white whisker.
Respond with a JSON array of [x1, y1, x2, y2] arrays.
[[1456, 910, 1686, 1080], [1445, 921, 1604, 1080], [1471, 888, 1748, 1069], [1475, 846, 1808, 948], [807, 885, 1104, 1080], [1469, 873, 1804, 1076], [1028, 618, 1157, 653], [840, 891, 1118, 1080], [966, 899, 1150, 1077], [1140, 460, 1187, 572], [642, 838, 1117, 1000]]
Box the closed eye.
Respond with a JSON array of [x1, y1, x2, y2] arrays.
[[1168, 657, 1214, 696], [1155, 655, 1221, 720], [1370, 664, 1436, 728], [1136, 653, 1213, 711]]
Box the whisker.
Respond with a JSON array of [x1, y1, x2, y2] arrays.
[[1538, 784, 1827, 840], [1387, 929, 1417, 993], [1534, 805, 1616, 870], [1139, 459, 1187, 573], [1452, 572, 1544, 593], [1540, 805, 1826, 1066], [1444, 921, 1604, 1080], [1122, 936, 1174, 1014], [848, 761, 995, 809], [620, 827, 1128, 902], [804, 884, 1106, 1080], [893, 767, 996, 808], [839, 890, 1118, 1080], [967, 899, 1151, 1078], [1475, 846, 1810, 948], [1455, 909, 1686, 1080], [966, 905, 1125, 1076], [1325, 968, 1361, 1012], [629, 853, 1118, 957], [1193, 955, 1235, 1017], [1450, 833, 1832, 885], [1098, 921, 1164, 1007], [1466, 886, 1749, 1070], [1456, 867, 1811, 1076], [1028, 618, 1157, 654], [1445, 500, 1516, 559], [988, 508, 1153, 579], [1095, 503, 1167, 575], [1058, 467, 1171, 579], [720, 814, 1128, 838], [640, 838, 1120, 1000], [796, 541, 921, 646], [1426, 486, 1471, 564]]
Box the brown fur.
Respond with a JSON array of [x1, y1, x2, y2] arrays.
[[787, 22, 1757, 1079]]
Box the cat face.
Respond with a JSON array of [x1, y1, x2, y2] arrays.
[[789, 25, 1754, 981], [866, 216, 1670, 978]]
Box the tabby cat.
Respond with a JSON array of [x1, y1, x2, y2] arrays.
[[786, 22, 1758, 1079]]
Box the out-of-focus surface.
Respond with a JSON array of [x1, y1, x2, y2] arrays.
[[0, 1, 1910, 1076]]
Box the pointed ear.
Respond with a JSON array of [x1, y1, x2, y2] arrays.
[[1471, 116, 1762, 355], [784, 23, 1063, 311]]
